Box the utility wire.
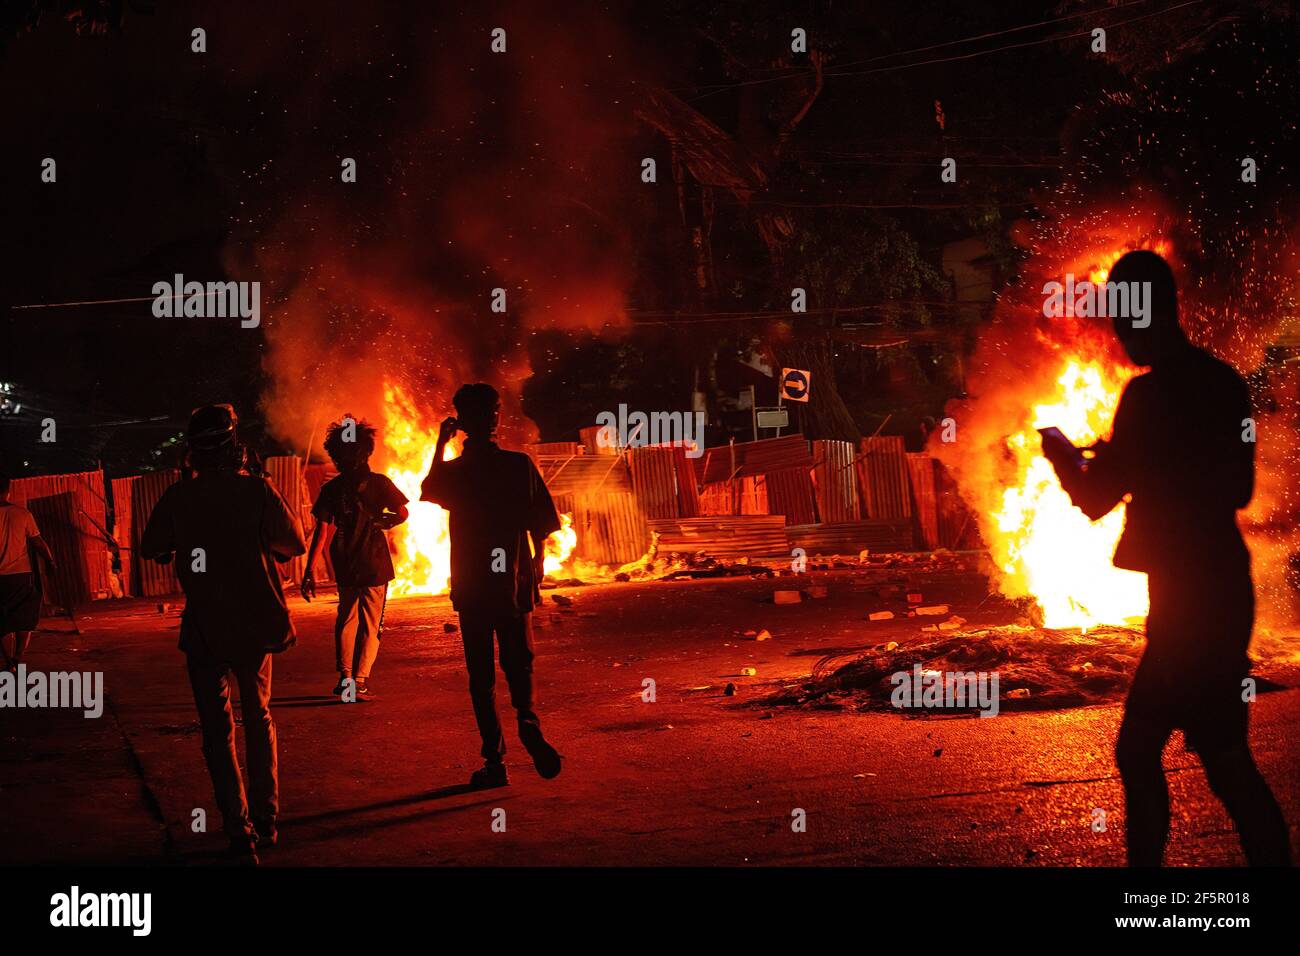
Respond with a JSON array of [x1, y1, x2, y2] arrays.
[[10, 289, 240, 311], [679, 0, 1203, 98]]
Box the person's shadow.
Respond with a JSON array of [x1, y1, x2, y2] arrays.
[[175, 784, 489, 864], [270, 694, 347, 708], [283, 783, 479, 827]]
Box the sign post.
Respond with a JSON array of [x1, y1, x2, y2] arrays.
[[749, 384, 758, 442], [778, 367, 810, 437]]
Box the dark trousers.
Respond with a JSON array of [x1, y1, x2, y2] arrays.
[[186, 652, 278, 840], [458, 610, 541, 763], [1116, 569, 1289, 866]]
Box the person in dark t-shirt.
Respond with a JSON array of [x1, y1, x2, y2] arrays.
[[303, 415, 408, 701], [420, 383, 563, 790], [141, 404, 306, 864], [1042, 251, 1288, 867]]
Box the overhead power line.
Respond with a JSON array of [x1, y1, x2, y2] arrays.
[[679, 0, 1204, 98]]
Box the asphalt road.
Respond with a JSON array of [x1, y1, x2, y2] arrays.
[[2, 569, 1297, 866]]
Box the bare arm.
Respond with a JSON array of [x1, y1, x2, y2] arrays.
[[526, 457, 562, 580], [29, 534, 56, 571], [420, 417, 459, 504], [1043, 385, 1140, 522], [301, 521, 327, 600], [378, 502, 409, 529]]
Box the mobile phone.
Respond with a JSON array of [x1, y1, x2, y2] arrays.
[[1037, 427, 1086, 468]]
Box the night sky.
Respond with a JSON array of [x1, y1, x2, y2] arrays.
[[2, 0, 1295, 476]]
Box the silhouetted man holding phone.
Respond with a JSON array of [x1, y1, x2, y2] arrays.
[[1042, 250, 1289, 866], [420, 383, 563, 789]]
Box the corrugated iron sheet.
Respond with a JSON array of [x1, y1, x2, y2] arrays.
[[857, 436, 912, 520], [697, 476, 767, 516], [526, 441, 585, 459], [554, 491, 647, 565], [628, 447, 681, 519], [764, 467, 817, 525], [674, 447, 700, 517], [811, 439, 860, 523], [699, 435, 813, 484], [697, 482, 730, 516], [109, 476, 135, 598], [114, 460, 333, 595], [935, 459, 979, 550], [578, 425, 618, 455], [9, 470, 114, 606], [787, 519, 913, 555], [646, 515, 789, 558], [265, 456, 312, 585], [903, 454, 978, 550], [303, 463, 338, 583], [906, 453, 941, 550], [692, 437, 815, 526], [535, 454, 632, 495], [113, 470, 181, 597], [738, 476, 768, 515]]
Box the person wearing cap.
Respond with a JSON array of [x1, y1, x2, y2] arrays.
[[141, 404, 306, 864]]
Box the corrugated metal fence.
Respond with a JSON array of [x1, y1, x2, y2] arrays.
[[553, 491, 648, 566], [906, 453, 977, 550], [9, 470, 115, 606], [811, 439, 860, 523], [111, 470, 182, 598], [9, 434, 971, 605], [111, 457, 316, 598], [627, 446, 700, 520], [264, 456, 313, 585], [646, 515, 789, 558], [857, 436, 912, 520]]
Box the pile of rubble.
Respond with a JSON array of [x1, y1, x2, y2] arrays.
[[763, 625, 1149, 713]]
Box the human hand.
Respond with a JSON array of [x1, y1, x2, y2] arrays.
[[437, 416, 459, 446], [1040, 431, 1082, 474]]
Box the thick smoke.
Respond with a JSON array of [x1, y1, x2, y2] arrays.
[[213, 2, 641, 457]]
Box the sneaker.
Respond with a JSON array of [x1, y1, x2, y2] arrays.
[[332, 676, 351, 696], [355, 680, 374, 702], [227, 836, 259, 866], [252, 820, 278, 848], [519, 724, 562, 780], [469, 762, 509, 790]]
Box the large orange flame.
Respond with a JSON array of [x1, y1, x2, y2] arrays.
[[990, 358, 1149, 629], [377, 381, 576, 596]]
